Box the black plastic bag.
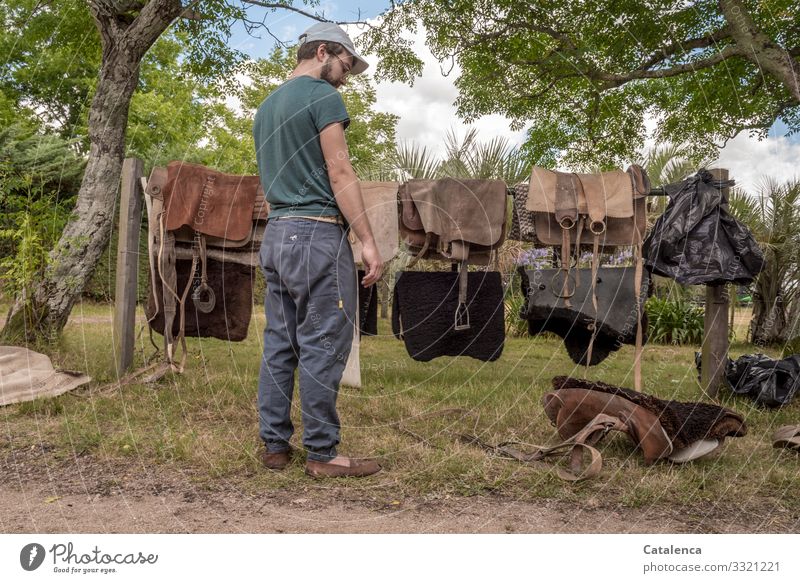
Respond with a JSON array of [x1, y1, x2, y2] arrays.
[[697, 352, 800, 408], [643, 170, 764, 285], [726, 353, 800, 408]]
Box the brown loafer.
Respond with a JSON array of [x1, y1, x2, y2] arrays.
[[260, 448, 292, 471], [305, 456, 382, 478]]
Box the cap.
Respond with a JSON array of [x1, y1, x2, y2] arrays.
[[298, 22, 369, 75]]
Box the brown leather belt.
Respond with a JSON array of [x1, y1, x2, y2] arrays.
[[274, 214, 344, 225]]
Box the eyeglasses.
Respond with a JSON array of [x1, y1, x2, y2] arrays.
[[331, 52, 352, 76]]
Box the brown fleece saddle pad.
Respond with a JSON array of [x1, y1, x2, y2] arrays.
[[146, 257, 254, 342]]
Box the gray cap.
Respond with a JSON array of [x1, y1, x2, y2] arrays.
[[298, 22, 369, 76]]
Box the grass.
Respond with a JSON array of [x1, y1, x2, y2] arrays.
[[1, 302, 798, 514]]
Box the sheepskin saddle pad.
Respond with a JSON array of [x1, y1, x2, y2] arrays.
[[392, 270, 505, 362], [146, 257, 254, 342]]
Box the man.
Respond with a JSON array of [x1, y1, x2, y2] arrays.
[[253, 23, 383, 478]]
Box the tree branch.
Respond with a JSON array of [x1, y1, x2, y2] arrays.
[[241, 0, 367, 26], [596, 45, 742, 86], [632, 27, 732, 73]]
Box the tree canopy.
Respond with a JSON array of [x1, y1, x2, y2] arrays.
[[362, 0, 800, 168]]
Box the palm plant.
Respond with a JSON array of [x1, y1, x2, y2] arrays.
[[728, 178, 800, 345]]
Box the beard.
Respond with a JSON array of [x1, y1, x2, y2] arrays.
[[320, 58, 344, 89]]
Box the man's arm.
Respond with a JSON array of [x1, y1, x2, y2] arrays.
[[320, 121, 383, 286]]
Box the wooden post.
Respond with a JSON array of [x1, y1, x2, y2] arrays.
[[113, 158, 144, 376], [701, 168, 730, 398]]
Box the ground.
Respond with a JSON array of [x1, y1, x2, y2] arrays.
[[1, 303, 798, 534], [2, 436, 797, 534]]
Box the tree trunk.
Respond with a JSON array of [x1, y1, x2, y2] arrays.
[[750, 292, 788, 346], [1, 0, 180, 343]]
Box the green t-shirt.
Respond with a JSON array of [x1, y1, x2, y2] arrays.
[[253, 76, 350, 218]]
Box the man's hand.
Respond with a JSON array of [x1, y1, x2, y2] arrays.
[[360, 241, 383, 287]]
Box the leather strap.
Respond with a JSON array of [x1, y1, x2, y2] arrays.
[[585, 231, 601, 370], [634, 242, 644, 391], [406, 232, 432, 269], [582, 173, 608, 236], [454, 258, 471, 330], [554, 172, 578, 228], [191, 232, 216, 314]]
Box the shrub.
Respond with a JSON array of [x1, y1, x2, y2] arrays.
[[646, 296, 704, 345]]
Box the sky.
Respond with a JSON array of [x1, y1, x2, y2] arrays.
[[229, 1, 798, 194]]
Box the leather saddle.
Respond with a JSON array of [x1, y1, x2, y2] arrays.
[[144, 161, 268, 374], [399, 178, 507, 263], [398, 178, 507, 330], [537, 376, 747, 479], [526, 165, 650, 248]]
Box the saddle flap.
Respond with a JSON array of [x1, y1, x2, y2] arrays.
[[351, 181, 401, 264], [405, 178, 507, 248], [527, 167, 637, 219], [163, 161, 260, 241], [542, 387, 673, 464], [399, 182, 424, 230]]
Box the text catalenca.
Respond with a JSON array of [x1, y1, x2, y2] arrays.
[[643, 545, 701, 555]]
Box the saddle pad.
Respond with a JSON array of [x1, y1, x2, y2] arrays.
[[163, 161, 261, 241], [350, 181, 400, 264], [526, 167, 637, 218], [392, 271, 505, 362], [551, 376, 748, 451], [146, 256, 254, 342], [519, 266, 649, 344], [403, 178, 507, 248]]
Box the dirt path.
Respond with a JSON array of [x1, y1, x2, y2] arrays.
[[2, 446, 795, 534]]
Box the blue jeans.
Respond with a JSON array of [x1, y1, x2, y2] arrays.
[[257, 218, 357, 462]]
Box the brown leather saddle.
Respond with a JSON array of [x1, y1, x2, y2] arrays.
[[144, 161, 268, 374], [536, 376, 747, 479], [526, 165, 650, 249], [398, 178, 507, 330]]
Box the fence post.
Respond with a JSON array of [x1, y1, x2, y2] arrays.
[[113, 158, 144, 376], [700, 168, 730, 398]]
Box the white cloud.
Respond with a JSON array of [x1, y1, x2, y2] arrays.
[[714, 133, 800, 193], [349, 22, 527, 159]]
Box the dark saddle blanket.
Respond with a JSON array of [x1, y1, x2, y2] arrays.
[[146, 258, 254, 342], [518, 265, 650, 365], [392, 271, 505, 362]]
